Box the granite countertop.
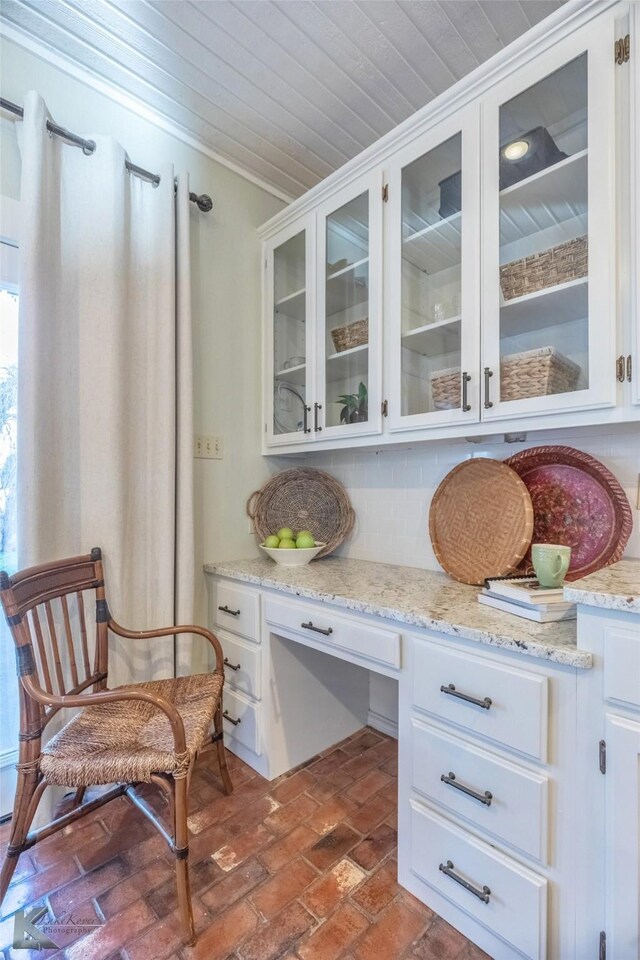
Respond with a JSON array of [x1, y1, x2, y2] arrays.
[[564, 559, 640, 613], [205, 556, 592, 669]]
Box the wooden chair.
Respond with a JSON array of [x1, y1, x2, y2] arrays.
[[0, 547, 232, 945]]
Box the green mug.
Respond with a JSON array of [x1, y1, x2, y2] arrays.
[[531, 543, 571, 588]]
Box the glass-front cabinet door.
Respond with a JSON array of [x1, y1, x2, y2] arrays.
[[387, 107, 480, 431], [265, 218, 315, 446], [481, 20, 616, 420], [315, 173, 383, 439]]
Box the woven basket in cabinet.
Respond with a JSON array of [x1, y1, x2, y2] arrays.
[[430, 347, 581, 409], [331, 318, 369, 354], [247, 468, 355, 559], [500, 235, 588, 301]]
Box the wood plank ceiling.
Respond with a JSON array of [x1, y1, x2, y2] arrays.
[[0, 0, 566, 199]]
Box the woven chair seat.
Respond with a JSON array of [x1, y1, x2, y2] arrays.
[[40, 673, 223, 787]]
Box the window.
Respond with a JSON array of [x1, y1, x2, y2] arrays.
[[0, 200, 19, 816]]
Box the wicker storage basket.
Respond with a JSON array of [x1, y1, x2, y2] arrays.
[[430, 348, 581, 408], [500, 235, 588, 301], [429, 367, 461, 410], [247, 468, 355, 559], [501, 347, 580, 400], [331, 318, 369, 354]]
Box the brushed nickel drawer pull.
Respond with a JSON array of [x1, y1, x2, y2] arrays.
[[440, 683, 492, 710], [439, 860, 491, 903], [218, 604, 240, 617], [441, 771, 493, 806], [223, 710, 242, 726], [223, 658, 241, 672], [301, 620, 333, 637]]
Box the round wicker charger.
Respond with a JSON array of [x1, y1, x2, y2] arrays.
[[429, 459, 534, 585], [247, 468, 355, 559]]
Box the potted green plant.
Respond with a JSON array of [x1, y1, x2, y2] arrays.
[[336, 381, 368, 424]]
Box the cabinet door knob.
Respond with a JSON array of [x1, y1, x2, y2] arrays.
[[314, 402, 323, 432], [303, 404, 311, 433], [223, 657, 241, 672]]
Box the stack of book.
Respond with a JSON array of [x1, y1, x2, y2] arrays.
[[478, 576, 576, 622]]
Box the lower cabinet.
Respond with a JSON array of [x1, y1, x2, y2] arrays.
[[604, 713, 640, 960], [400, 633, 578, 960]]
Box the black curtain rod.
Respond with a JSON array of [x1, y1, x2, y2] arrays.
[[0, 96, 213, 213]]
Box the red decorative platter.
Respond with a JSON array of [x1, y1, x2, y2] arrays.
[[505, 446, 632, 581]]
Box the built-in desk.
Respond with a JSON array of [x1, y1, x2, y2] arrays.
[[204, 556, 639, 960]]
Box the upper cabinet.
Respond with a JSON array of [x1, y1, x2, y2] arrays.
[[387, 107, 481, 432], [265, 216, 315, 448], [316, 173, 383, 440], [481, 20, 616, 421], [260, 3, 636, 453]]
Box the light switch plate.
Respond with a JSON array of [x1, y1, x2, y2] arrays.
[[194, 435, 223, 459]]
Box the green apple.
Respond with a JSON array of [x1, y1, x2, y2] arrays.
[[277, 527, 294, 541], [296, 530, 313, 540], [296, 533, 316, 549], [279, 538, 296, 549], [264, 535, 280, 548]]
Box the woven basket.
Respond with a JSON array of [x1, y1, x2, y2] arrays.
[[500, 235, 588, 301], [331, 318, 369, 354], [430, 348, 580, 408], [429, 367, 461, 410], [247, 468, 355, 559], [500, 347, 581, 400]]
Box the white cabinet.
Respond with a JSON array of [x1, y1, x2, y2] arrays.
[[604, 713, 640, 960], [265, 215, 315, 447], [399, 632, 577, 960], [575, 609, 640, 960], [265, 173, 383, 447], [315, 171, 384, 440], [260, 3, 638, 453], [386, 106, 481, 432], [481, 18, 616, 421]]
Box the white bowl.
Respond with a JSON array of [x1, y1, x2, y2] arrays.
[[259, 542, 326, 566]]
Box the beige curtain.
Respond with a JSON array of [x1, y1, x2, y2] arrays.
[[17, 91, 195, 815]]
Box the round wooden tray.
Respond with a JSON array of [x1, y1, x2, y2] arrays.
[[429, 459, 534, 585], [505, 445, 633, 580], [247, 468, 355, 560]]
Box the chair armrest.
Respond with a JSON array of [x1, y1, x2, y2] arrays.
[[108, 619, 224, 673], [21, 675, 187, 754]]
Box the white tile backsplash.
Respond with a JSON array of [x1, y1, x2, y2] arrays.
[[308, 424, 640, 570]]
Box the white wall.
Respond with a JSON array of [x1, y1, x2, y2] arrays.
[[0, 35, 284, 625], [308, 423, 640, 569]]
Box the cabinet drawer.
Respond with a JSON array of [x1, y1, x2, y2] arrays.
[[222, 688, 261, 756], [603, 624, 640, 710], [264, 596, 401, 670], [411, 802, 547, 960], [412, 720, 548, 863], [412, 638, 548, 761], [211, 580, 260, 642], [219, 629, 261, 700]]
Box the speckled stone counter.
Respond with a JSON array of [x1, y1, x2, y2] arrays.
[[205, 556, 592, 669], [564, 559, 640, 613]]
